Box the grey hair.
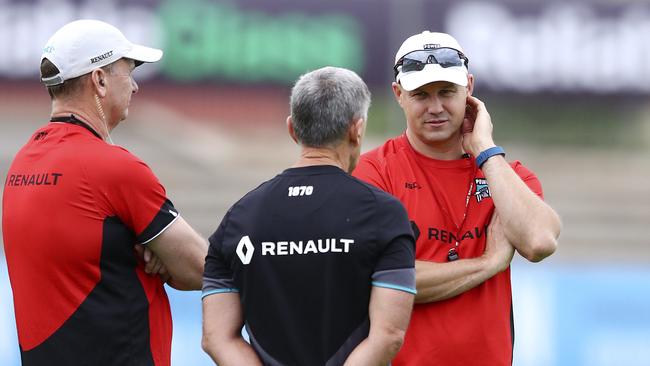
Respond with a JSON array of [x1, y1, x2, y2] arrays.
[[290, 66, 371, 147]]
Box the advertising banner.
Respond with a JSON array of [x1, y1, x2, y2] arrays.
[[2, 0, 650, 93]]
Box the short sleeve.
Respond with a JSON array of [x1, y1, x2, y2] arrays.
[[94, 148, 179, 244], [371, 193, 416, 294], [202, 213, 239, 299], [353, 154, 391, 192], [511, 161, 544, 199]]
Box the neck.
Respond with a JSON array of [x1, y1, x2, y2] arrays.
[[293, 145, 350, 172], [51, 98, 111, 141], [405, 129, 466, 160]]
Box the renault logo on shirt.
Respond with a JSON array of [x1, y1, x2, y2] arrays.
[[261, 238, 354, 256], [236, 236, 255, 265], [235, 236, 355, 264]]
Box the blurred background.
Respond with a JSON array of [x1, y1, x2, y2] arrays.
[[1, 0, 649, 365]]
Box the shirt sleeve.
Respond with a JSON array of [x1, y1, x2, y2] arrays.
[[352, 154, 391, 193], [371, 193, 416, 294], [95, 148, 179, 244], [202, 212, 239, 299], [511, 161, 544, 199]]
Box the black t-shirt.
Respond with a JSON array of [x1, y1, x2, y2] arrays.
[[203, 165, 415, 365]]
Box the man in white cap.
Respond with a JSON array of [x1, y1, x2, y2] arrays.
[[2, 20, 207, 366], [353, 31, 562, 365]]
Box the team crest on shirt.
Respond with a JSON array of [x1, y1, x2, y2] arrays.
[[474, 178, 491, 202]]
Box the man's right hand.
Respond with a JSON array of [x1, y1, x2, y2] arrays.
[[134, 244, 171, 282], [414, 213, 516, 304], [147, 216, 208, 291], [483, 213, 515, 274]]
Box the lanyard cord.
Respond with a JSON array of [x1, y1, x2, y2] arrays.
[[427, 162, 478, 261], [50, 114, 103, 140]]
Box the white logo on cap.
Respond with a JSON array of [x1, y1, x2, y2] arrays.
[[423, 43, 440, 49], [236, 235, 255, 265]]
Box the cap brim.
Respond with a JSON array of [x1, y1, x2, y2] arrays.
[[398, 65, 468, 91], [125, 44, 163, 64]]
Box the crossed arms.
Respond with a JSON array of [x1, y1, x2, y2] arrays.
[[140, 216, 208, 290], [416, 96, 562, 304]]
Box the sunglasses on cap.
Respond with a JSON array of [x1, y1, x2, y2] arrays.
[[393, 48, 469, 78]]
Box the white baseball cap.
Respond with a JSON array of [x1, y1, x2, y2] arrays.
[[41, 19, 163, 86], [394, 31, 469, 91]]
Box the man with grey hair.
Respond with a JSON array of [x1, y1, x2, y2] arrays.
[[202, 66, 416, 365]]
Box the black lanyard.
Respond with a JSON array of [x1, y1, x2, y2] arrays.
[[50, 114, 102, 140]]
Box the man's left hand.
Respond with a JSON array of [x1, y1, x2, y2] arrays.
[[462, 96, 496, 157]]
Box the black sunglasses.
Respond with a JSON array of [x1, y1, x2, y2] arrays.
[[394, 48, 469, 78]]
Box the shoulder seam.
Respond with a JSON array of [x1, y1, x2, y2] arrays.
[[341, 173, 385, 245]]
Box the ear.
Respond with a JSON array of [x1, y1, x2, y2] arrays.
[[349, 117, 366, 146], [91, 68, 108, 98], [391, 82, 403, 107], [287, 116, 299, 144], [466, 74, 475, 96]]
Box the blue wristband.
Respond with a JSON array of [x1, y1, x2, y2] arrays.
[[475, 146, 505, 168]]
